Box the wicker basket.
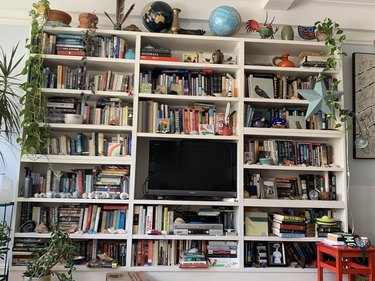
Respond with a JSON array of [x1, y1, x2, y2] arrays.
[[45, 9, 72, 25]]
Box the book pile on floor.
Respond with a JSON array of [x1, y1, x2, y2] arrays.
[[272, 213, 306, 238]]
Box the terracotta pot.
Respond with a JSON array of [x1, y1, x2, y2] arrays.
[[78, 13, 98, 28], [316, 30, 328, 42], [45, 9, 72, 25]]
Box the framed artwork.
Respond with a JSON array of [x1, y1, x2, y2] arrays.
[[260, 178, 277, 199], [249, 76, 274, 99], [267, 242, 287, 266], [182, 52, 199, 63], [353, 52, 375, 158]]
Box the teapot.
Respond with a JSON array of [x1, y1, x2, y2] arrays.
[[272, 52, 295, 67]]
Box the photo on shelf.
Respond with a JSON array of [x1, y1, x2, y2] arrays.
[[260, 178, 277, 199], [267, 242, 287, 266], [182, 52, 199, 63]]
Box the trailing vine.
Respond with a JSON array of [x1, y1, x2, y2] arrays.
[[18, 0, 51, 155]]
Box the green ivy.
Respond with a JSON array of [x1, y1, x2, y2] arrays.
[[18, 0, 51, 155]]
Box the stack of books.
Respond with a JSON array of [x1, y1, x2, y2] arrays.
[[298, 55, 328, 67], [322, 232, 352, 246], [140, 46, 179, 62], [316, 216, 342, 238], [179, 251, 208, 268], [56, 33, 85, 56], [272, 213, 306, 238]]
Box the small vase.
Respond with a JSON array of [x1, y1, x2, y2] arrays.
[[272, 52, 295, 67], [281, 25, 294, 40], [114, 23, 122, 30], [125, 49, 135, 60], [212, 49, 224, 64], [171, 8, 181, 34]]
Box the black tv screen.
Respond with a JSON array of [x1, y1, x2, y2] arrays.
[[147, 139, 237, 199]]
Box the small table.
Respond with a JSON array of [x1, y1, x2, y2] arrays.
[[317, 242, 375, 281]]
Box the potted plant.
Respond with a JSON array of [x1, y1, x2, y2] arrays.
[[0, 43, 23, 165], [19, 0, 51, 156], [314, 18, 347, 71], [23, 224, 77, 281]]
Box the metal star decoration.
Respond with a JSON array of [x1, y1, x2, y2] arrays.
[[297, 80, 344, 119]]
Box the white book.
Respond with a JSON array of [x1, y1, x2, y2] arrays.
[[146, 205, 154, 233], [94, 206, 102, 233]]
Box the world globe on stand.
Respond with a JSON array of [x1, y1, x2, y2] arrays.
[[142, 1, 173, 32], [209, 6, 242, 37]]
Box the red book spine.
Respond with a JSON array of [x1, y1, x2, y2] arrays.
[[86, 205, 93, 231], [56, 50, 86, 56], [140, 55, 179, 62]]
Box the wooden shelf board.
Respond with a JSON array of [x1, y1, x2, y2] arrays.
[[243, 199, 345, 209], [243, 127, 343, 139], [44, 123, 133, 132], [16, 198, 129, 204], [21, 155, 131, 164], [137, 133, 239, 141], [243, 164, 344, 172]]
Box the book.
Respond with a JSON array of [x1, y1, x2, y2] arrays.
[[140, 55, 179, 62], [245, 212, 268, 236], [273, 213, 305, 222], [322, 238, 346, 246]]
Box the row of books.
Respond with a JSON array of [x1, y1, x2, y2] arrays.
[[272, 213, 306, 238], [132, 205, 174, 235], [138, 101, 230, 135], [80, 103, 133, 127], [42, 33, 130, 59], [46, 133, 132, 157], [244, 105, 336, 130], [245, 73, 336, 100], [244, 172, 337, 200], [131, 239, 238, 267], [139, 69, 236, 97], [29, 166, 130, 196], [28, 204, 128, 233], [42, 66, 134, 93], [244, 139, 333, 167]]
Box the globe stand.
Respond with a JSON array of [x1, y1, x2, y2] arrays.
[[0, 203, 14, 281]]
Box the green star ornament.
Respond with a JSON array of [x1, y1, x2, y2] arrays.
[[297, 80, 344, 119]]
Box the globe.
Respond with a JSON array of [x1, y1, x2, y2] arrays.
[[142, 1, 173, 32], [209, 6, 241, 37]]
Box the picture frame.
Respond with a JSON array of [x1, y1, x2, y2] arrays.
[[267, 242, 287, 266], [353, 52, 375, 158], [260, 178, 277, 199], [182, 52, 199, 63], [249, 76, 274, 99]]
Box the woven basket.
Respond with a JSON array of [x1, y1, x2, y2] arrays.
[[45, 9, 72, 25]]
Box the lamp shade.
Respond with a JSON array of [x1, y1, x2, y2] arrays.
[[0, 173, 14, 203]]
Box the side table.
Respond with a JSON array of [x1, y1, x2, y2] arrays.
[[317, 242, 375, 281]]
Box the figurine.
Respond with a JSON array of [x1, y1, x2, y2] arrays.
[[246, 12, 278, 39]]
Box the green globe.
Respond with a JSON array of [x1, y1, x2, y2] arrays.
[[209, 6, 241, 37], [142, 1, 173, 32]]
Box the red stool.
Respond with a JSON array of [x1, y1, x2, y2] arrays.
[[317, 242, 375, 281]]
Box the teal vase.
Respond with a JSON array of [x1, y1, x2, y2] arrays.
[[125, 49, 135, 60]]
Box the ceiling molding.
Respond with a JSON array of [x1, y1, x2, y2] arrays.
[[311, 0, 375, 5], [262, 0, 296, 10]]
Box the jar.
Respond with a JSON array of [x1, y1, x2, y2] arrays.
[[272, 52, 295, 67]]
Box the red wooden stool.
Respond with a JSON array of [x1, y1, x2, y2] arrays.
[[317, 242, 375, 281]]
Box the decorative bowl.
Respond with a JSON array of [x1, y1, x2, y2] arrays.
[[64, 114, 83, 124], [271, 117, 286, 128], [298, 25, 316, 40], [45, 9, 72, 25]]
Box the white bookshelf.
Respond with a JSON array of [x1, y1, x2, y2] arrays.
[[11, 26, 347, 280]]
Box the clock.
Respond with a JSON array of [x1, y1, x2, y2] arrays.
[[309, 189, 319, 200]]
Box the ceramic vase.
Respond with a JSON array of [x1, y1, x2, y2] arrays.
[[281, 25, 294, 40], [212, 49, 224, 64], [272, 52, 295, 67]]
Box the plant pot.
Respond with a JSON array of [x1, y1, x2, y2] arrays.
[[23, 275, 51, 281], [78, 13, 98, 29], [316, 30, 328, 42], [44, 9, 72, 25]]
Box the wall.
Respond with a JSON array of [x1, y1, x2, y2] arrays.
[[343, 43, 375, 242]]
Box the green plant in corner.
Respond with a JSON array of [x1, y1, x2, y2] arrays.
[[23, 224, 77, 281], [19, 0, 51, 156]]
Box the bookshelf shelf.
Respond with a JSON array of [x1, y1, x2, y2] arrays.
[[16, 198, 129, 204], [243, 127, 343, 139], [243, 164, 344, 172], [131, 235, 240, 241], [20, 155, 132, 164], [14, 232, 128, 240], [45, 123, 133, 133], [41, 88, 134, 101], [243, 199, 345, 209], [12, 26, 347, 278], [243, 236, 322, 243], [137, 133, 239, 141]]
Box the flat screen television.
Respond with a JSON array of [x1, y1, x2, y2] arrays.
[[147, 139, 237, 199]]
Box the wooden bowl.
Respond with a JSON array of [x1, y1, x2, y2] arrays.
[[45, 9, 72, 25]]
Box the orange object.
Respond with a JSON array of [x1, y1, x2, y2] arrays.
[[317, 242, 375, 281], [272, 52, 295, 67]]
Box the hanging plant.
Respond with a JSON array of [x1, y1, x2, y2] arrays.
[[19, 0, 51, 155]]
